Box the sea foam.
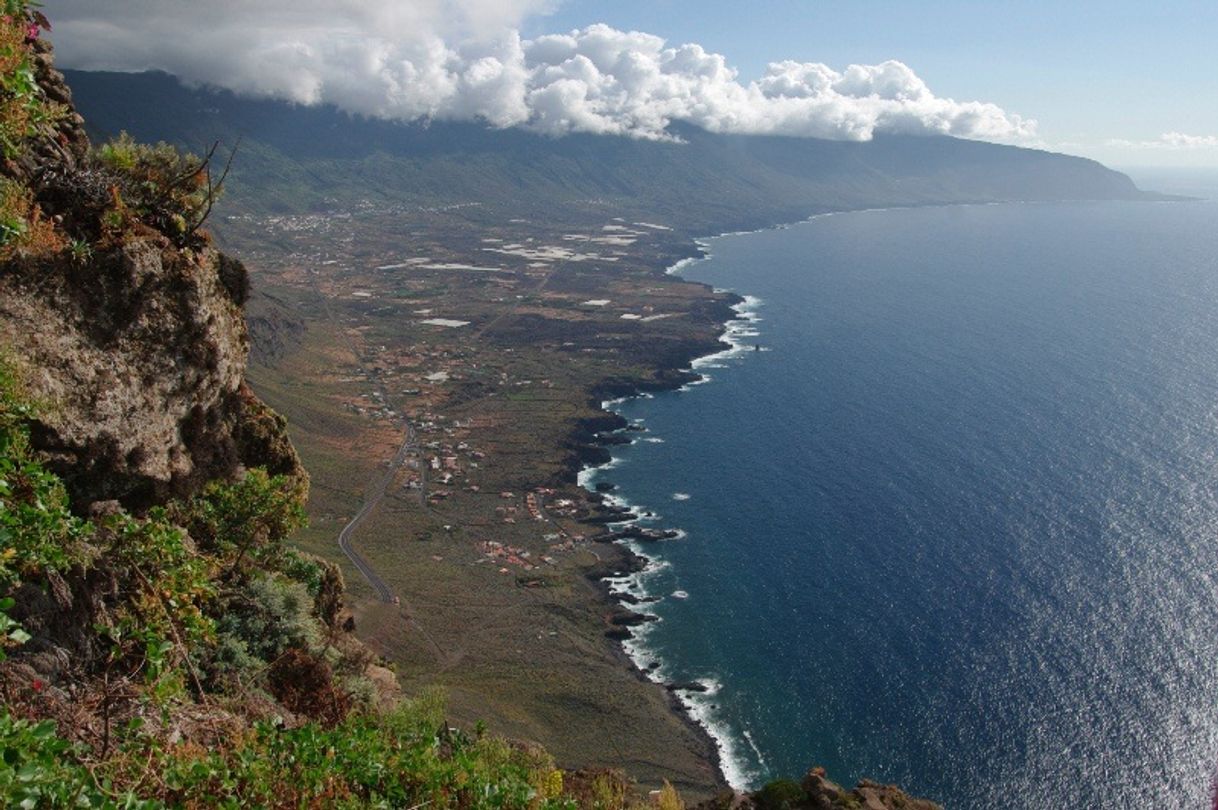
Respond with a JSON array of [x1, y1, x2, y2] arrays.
[[570, 241, 772, 790]]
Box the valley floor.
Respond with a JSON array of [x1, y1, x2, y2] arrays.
[[218, 199, 735, 797]]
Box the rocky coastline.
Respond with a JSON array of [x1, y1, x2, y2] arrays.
[[558, 248, 750, 788]]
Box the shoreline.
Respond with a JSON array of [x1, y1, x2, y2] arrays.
[[240, 194, 1195, 797], [561, 199, 1063, 790], [556, 195, 1163, 788], [569, 236, 768, 791]]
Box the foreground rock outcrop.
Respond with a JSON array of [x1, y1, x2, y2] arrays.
[[0, 237, 302, 510], [0, 31, 302, 513], [699, 768, 941, 810]]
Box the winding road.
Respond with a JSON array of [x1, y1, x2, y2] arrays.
[[335, 424, 415, 603]]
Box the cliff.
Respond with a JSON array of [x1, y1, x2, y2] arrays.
[[698, 769, 941, 810], [1, 39, 302, 511]]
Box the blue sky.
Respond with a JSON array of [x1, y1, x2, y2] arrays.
[[528, 0, 1218, 168]]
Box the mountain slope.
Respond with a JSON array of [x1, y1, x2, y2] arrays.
[[64, 69, 1149, 230]]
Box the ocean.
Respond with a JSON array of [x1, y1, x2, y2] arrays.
[[582, 174, 1218, 809]]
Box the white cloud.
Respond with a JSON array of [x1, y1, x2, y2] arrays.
[[1106, 132, 1218, 150], [1159, 132, 1218, 148], [44, 2, 1033, 142]]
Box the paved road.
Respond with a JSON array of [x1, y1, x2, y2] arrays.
[[335, 424, 415, 603], [310, 274, 415, 604]]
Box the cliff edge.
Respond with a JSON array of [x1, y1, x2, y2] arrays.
[[1, 38, 301, 512]]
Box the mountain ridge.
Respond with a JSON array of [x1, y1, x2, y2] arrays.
[[63, 69, 1157, 230]]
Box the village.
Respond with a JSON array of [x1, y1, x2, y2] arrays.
[[220, 197, 721, 600]]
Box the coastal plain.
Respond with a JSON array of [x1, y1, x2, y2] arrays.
[[216, 201, 738, 796]]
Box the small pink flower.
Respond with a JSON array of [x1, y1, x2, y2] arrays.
[[25, 23, 38, 40]]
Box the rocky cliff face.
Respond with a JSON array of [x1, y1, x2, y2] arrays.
[[0, 38, 301, 513], [5, 237, 247, 508], [698, 768, 942, 810], [5, 39, 89, 184]]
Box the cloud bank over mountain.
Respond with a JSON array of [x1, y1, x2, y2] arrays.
[[45, 0, 1034, 142]]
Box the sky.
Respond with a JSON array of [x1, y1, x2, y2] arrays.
[[41, 0, 1218, 169], [530, 0, 1218, 169]]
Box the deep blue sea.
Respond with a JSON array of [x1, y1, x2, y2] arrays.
[[584, 172, 1218, 809]]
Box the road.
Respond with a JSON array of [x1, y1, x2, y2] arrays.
[[335, 424, 416, 602], [309, 271, 414, 604]]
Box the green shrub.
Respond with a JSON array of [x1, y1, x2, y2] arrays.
[[0, 713, 154, 809], [101, 510, 217, 643], [279, 546, 325, 596], [86, 689, 575, 809], [754, 778, 806, 810], [216, 574, 319, 664], [0, 356, 91, 660], [93, 132, 230, 245], [0, 174, 63, 259], [0, 428, 91, 581], [0, 7, 59, 161], [178, 467, 306, 577]]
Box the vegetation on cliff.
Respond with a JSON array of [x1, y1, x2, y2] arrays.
[[0, 5, 576, 806], [0, 358, 584, 807]]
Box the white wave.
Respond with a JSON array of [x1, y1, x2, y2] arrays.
[[690, 351, 735, 369], [678, 685, 762, 790], [577, 455, 627, 487], [735, 725, 764, 779], [573, 251, 772, 792], [678, 375, 713, 391], [597, 532, 765, 791], [741, 729, 769, 769], [666, 255, 707, 276], [605, 578, 635, 595], [601, 492, 627, 508]]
